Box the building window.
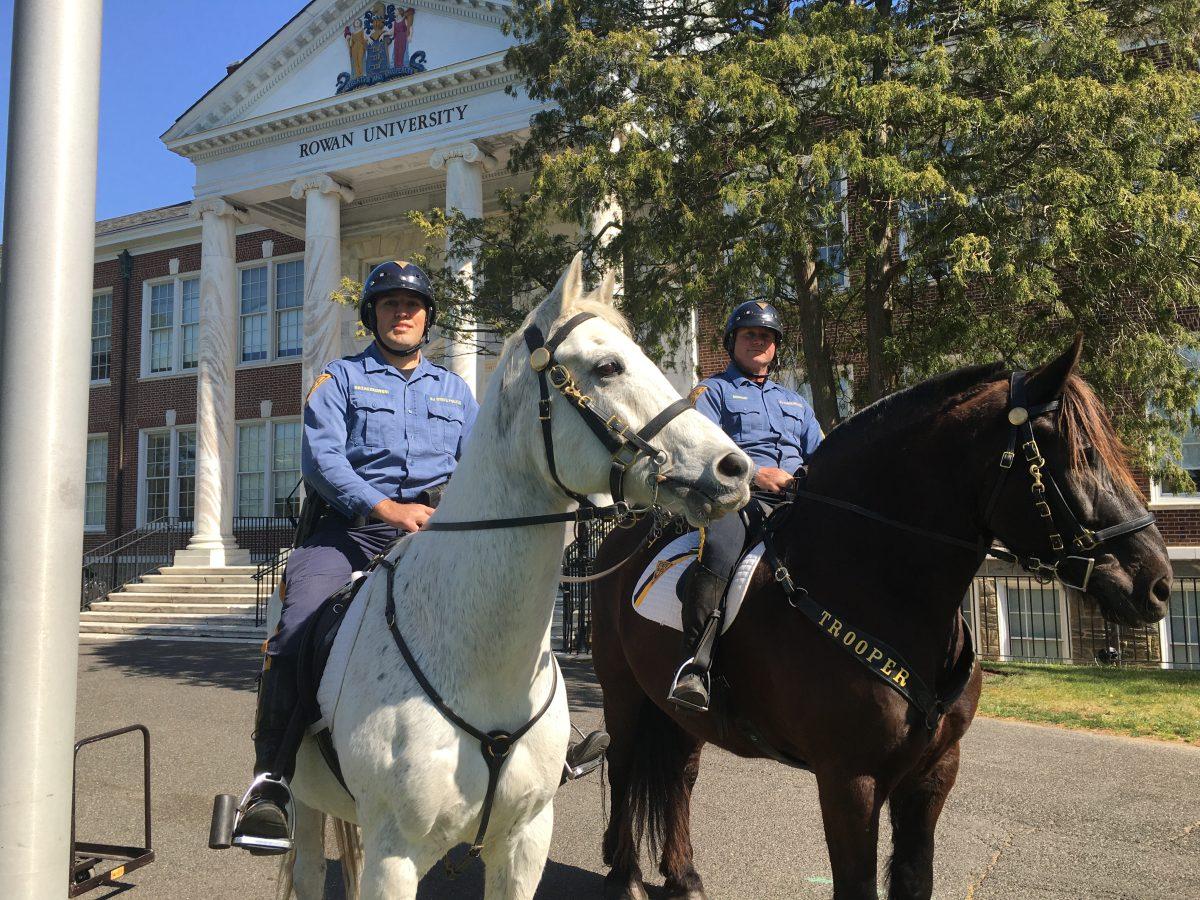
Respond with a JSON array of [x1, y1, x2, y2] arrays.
[[998, 579, 1066, 661], [239, 257, 304, 364], [142, 275, 201, 376], [1152, 348, 1200, 503], [1167, 580, 1200, 668], [91, 293, 112, 382], [139, 427, 196, 524], [84, 435, 107, 531], [237, 419, 302, 517]]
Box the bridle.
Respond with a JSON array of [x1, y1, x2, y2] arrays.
[[792, 369, 1156, 592], [980, 370, 1156, 591], [524, 311, 693, 512], [423, 310, 693, 533]]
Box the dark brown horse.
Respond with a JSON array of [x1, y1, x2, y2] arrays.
[[591, 340, 1172, 900]]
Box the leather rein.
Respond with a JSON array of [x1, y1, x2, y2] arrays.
[[378, 310, 692, 867], [791, 369, 1155, 592]]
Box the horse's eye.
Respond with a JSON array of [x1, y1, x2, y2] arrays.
[[595, 359, 624, 378]]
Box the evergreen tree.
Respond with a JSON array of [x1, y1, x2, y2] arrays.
[[404, 0, 1200, 480]]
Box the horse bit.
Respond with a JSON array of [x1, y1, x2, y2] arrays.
[[378, 310, 694, 870]]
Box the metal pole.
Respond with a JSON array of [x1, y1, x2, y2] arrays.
[[0, 0, 103, 894]]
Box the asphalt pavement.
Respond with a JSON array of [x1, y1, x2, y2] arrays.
[[73, 640, 1200, 899]]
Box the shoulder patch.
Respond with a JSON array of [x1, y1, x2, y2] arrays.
[[304, 373, 332, 406], [686, 384, 708, 406]]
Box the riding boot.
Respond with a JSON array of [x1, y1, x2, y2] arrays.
[[667, 561, 728, 713], [562, 729, 611, 784], [231, 654, 301, 855]]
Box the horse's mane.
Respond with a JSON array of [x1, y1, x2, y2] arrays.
[[811, 361, 1138, 494], [1060, 374, 1140, 495]]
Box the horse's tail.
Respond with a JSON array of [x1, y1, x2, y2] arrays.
[[624, 700, 687, 863]]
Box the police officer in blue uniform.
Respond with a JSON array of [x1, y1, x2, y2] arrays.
[[667, 301, 823, 712], [232, 260, 478, 852]]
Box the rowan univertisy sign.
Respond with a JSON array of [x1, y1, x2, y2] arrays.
[[338, 2, 429, 95]]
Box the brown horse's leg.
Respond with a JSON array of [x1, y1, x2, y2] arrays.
[[599, 671, 651, 900], [885, 742, 961, 900], [817, 772, 884, 900], [659, 733, 707, 900]]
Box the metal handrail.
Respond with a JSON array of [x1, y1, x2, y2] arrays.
[[81, 518, 192, 611]]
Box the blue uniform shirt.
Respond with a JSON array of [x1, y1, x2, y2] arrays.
[[693, 362, 823, 473], [302, 343, 479, 517]]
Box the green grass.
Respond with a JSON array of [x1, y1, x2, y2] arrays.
[[977, 662, 1200, 745]]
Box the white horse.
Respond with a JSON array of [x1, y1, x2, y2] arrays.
[[275, 254, 753, 899]]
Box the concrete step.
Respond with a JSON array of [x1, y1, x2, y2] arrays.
[[122, 582, 258, 595], [90, 600, 257, 615], [141, 573, 258, 586], [105, 591, 265, 603], [81, 610, 257, 625], [79, 633, 264, 646], [156, 565, 262, 576], [78, 621, 266, 639]]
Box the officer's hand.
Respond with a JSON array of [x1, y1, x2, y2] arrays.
[[371, 499, 436, 532], [753, 466, 793, 493]]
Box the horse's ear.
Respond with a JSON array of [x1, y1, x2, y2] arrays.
[[537, 252, 586, 327], [1026, 333, 1083, 405], [595, 267, 618, 307]]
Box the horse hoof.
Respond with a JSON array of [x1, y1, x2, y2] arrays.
[[603, 871, 650, 900]]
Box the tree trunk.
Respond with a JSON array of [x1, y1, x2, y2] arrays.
[[791, 251, 840, 430]]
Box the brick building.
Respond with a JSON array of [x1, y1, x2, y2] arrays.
[[81, 0, 1198, 665]]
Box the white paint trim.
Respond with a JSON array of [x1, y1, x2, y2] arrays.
[[234, 253, 306, 367], [83, 433, 108, 533], [1159, 616, 1173, 670], [234, 416, 303, 518], [138, 270, 203, 379]]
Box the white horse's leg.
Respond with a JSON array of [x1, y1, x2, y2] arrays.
[[290, 801, 327, 900], [359, 824, 420, 900], [482, 802, 554, 900]]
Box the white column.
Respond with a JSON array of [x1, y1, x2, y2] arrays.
[[291, 174, 355, 395], [430, 142, 495, 396], [0, 1, 102, 892], [176, 198, 251, 568]]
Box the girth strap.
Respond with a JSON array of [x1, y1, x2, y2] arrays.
[[377, 557, 559, 860]]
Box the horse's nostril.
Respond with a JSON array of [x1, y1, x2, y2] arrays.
[[717, 452, 748, 479], [1153, 576, 1172, 606]]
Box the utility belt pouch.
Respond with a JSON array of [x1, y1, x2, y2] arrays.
[[293, 483, 329, 548]]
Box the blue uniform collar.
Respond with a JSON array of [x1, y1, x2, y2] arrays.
[[722, 361, 777, 391], [363, 342, 438, 381]]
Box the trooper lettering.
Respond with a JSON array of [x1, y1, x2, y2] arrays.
[[866, 648, 883, 664], [828, 618, 842, 638], [893, 668, 909, 688], [842, 631, 857, 646], [882, 658, 897, 676], [819, 611, 832, 627], [855, 640, 869, 656]]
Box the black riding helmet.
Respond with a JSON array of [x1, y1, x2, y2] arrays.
[[359, 260, 436, 342], [723, 300, 784, 353]]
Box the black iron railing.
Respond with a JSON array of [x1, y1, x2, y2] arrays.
[[254, 548, 291, 628], [81, 518, 191, 610], [560, 519, 619, 653], [231, 516, 296, 563]]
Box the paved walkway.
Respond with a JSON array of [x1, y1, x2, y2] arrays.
[[74, 641, 1200, 899]]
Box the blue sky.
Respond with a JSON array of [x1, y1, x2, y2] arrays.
[[0, 1, 307, 227]]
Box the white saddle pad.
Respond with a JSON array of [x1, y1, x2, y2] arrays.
[[631, 531, 766, 634]]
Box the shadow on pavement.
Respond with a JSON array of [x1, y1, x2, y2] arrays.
[[558, 654, 604, 712], [417, 855, 606, 898], [80, 639, 261, 693]]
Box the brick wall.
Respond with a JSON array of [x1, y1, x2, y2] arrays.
[[85, 228, 304, 547]]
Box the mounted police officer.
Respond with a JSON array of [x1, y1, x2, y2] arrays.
[[232, 261, 611, 853], [667, 300, 823, 713], [232, 260, 479, 852]]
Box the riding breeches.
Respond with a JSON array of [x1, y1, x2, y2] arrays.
[[266, 520, 402, 657]]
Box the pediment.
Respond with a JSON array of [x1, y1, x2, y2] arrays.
[[164, 0, 513, 145]]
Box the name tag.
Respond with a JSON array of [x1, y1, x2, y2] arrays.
[[779, 400, 804, 408], [429, 396, 463, 406], [354, 385, 390, 395], [731, 394, 750, 400]]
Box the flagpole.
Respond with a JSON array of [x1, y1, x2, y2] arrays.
[[0, 0, 105, 894]]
